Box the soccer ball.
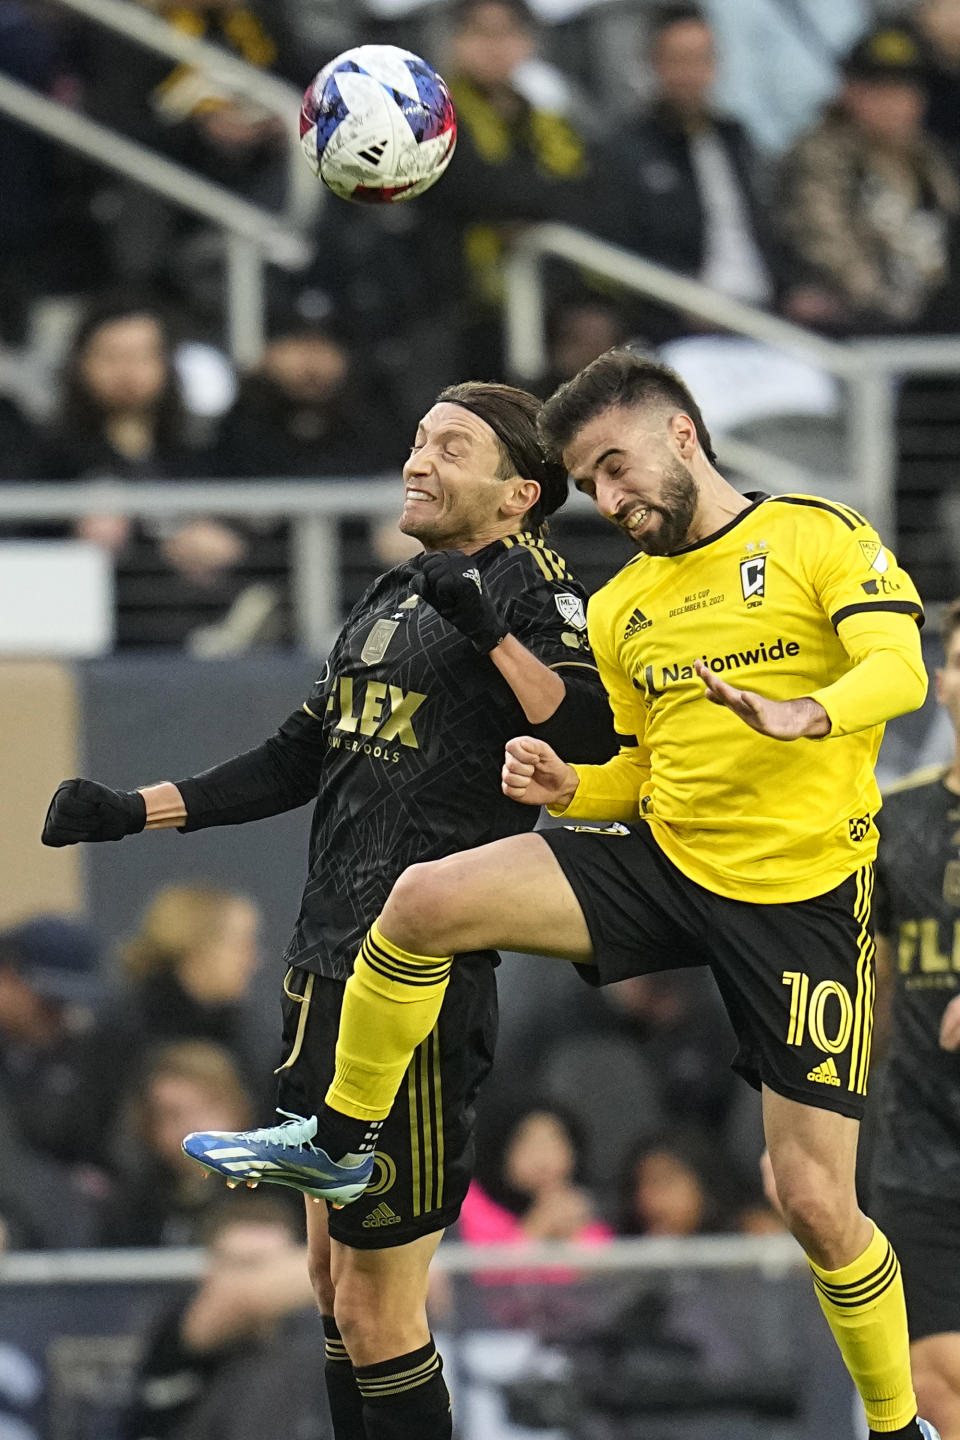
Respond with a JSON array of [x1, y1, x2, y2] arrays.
[[300, 45, 457, 204]]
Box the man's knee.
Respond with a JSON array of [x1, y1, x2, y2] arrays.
[[773, 1164, 859, 1256], [382, 861, 458, 951], [333, 1268, 428, 1364], [913, 1361, 959, 1431]]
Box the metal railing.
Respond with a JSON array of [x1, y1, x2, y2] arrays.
[[0, 1232, 804, 1284], [51, 0, 320, 231], [0, 0, 322, 366], [0, 478, 404, 654], [505, 223, 960, 542]]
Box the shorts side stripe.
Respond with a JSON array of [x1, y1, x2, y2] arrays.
[[407, 1057, 421, 1217], [420, 1036, 434, 1214], [274, 970, 315, 1074], [847, 867, 874, 1095], [857, 870, 876, 1095], [433, 1029, 445, 1210]]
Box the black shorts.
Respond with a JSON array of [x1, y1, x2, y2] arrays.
[[541, 821, 875, 1120], [276, 954, 498, 1249], [872, 1189, 960, 1342]]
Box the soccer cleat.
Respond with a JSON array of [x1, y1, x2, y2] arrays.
[[918, 1421, 942, 1440], [182, 1110, 374, 1207]]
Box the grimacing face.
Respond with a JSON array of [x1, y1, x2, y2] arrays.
[[565, 404, 699, 555], [400, 402, 530, 551]]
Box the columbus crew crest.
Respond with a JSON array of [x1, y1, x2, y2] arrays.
[[740, 554, 766, 601]]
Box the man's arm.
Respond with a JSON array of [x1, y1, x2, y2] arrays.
[[412, 549, 617, 762], [42, 707, 327, 846], [695, 611, 927, 740]]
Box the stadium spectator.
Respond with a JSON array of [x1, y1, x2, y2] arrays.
[[912, 0, 960, 161], [122, 1193, 327, 1440], [0, 394, 54, 485], [460, 1104, 611, 1246], [777, 23, 960, 333], [700, 0, 869, 156], [0, 2, 98, 341], [422, 0, 597, 378], [80, 0, 293, 297], [597, 4, 781, 340], [98, 1039, 264, 1247], [211, 324, 399, 478], [72, 884, 270, 1166], [483, 968, 741, 1194], [44, 298, 262, 647], [616, 1131, 743, 1237]]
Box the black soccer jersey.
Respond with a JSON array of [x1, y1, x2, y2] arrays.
[[873, 767, 960, 1198], [281, 535, 606, 979]]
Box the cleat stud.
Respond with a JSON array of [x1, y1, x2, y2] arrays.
[[246, 1181, 259, 1189], [226, 1180, 239, 1189]]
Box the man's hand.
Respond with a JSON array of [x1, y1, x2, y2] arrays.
[[939, 994, 960, 1052], [42, 779, 146, 846], [694, 660, 831, 740], [411, 551, 506, 654], [502, 736, 579, 808]]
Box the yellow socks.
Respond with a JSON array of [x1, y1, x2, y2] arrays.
[[326, 920, 452, 1122], [809, 1224, 917, 1433]]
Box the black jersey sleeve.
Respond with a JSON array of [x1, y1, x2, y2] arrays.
[[176, 707, 326, 831], [490, 538, 617, 762]]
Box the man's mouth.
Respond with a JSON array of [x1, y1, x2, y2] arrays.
[[405, 489, 436, 503], [622, 506, 650, 534]]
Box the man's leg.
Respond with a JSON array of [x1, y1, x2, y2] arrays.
[[763, 1088, 920, 1438], [305, 1199, 367, 1440], [331, 1231, 450, 1440], [324, 832, 591, 1141], [911, 1335, 960, 1440]]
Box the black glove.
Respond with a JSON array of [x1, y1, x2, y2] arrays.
[[410, 551, 507, 654], [42, 779, 147, 847]]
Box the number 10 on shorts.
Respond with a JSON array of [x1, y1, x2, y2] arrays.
[[782, 971, 855, 1053]]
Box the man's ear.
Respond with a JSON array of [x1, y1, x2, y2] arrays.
[[503, 477, 541, 518]]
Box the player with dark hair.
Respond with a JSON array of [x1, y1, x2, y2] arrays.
[[271, 350, 937, 1440], [41, 380, 616, 1440], [870, 597, 960, 1440]]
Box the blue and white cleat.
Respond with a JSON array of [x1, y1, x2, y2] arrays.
[[918, 1422, 942, 1440], [182, 1110, 374, 1207]]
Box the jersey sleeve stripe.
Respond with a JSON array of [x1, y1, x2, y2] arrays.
[[833, 501, 869, 528], [615, 731, 639, 747], [831, 600, 925, 630], [548, 660, 600, 673], [768, 496, 859, 530], [520, 539, 554, 581], [302, 702, 322, 720]]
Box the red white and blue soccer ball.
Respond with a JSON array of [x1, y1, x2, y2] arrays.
[[300, 45, 457, 204]]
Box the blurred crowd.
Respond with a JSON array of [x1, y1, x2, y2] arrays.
[[4, 0, 960, 644], [0, 890, 780, 1257]]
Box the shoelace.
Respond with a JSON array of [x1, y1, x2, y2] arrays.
[[244, 1110, 319, 1151]]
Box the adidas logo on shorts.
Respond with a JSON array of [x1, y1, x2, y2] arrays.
[[807, 1057, 841, 1086], [362, 1201, 402, 1228]]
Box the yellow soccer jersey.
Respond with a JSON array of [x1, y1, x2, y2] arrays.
[[555, 494, 925, 902]]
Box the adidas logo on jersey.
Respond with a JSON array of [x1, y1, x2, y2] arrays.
[[807, 1057, 841, 1086], [362, 1202, 402, 1228], [624, 608, 652, 637]]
